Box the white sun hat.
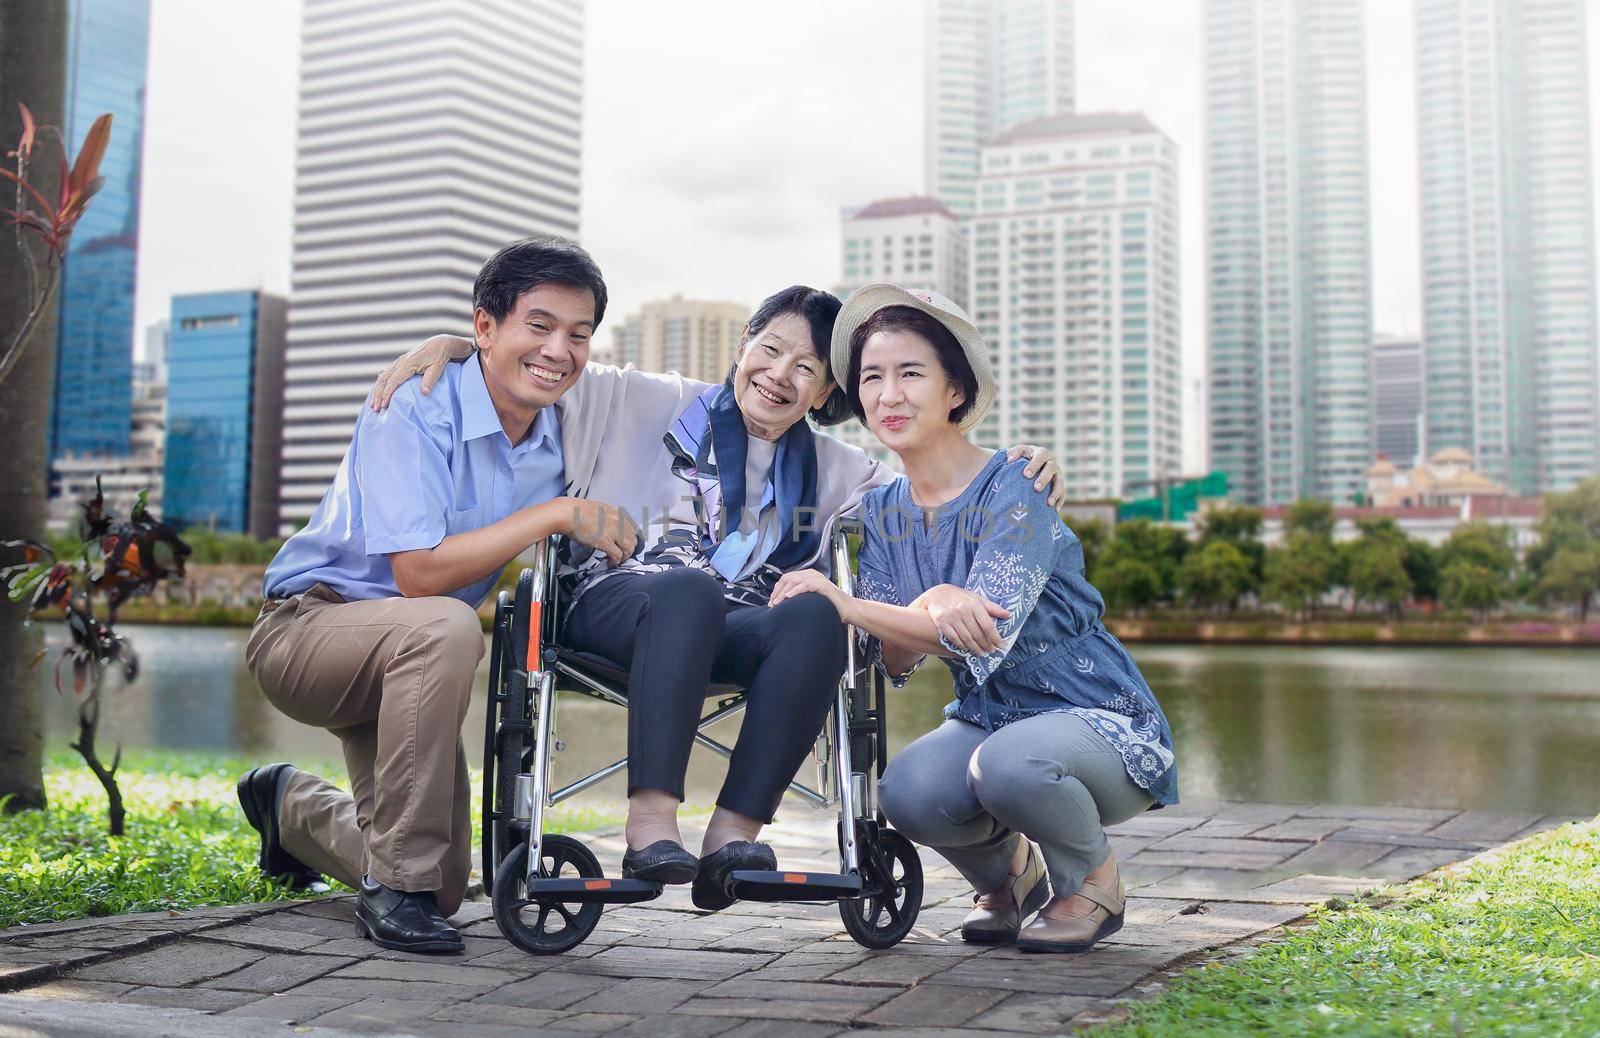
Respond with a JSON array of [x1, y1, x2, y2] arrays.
[[830, 283, 996, 433]]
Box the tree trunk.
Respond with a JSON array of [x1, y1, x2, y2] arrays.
[[0, 2, 68, 813]]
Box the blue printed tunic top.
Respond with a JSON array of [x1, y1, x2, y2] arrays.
[[855, 452, 1178, 806]]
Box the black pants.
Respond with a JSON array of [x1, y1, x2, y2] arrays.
[[564, 567, 847, 823]]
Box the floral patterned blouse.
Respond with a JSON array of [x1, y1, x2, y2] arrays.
[[855, 451, 1178, 806]]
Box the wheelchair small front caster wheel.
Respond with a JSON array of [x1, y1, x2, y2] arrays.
[[492, 834, 605, 955], [840, 827, 922, 949]]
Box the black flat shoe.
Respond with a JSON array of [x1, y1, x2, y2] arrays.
[[621, 840, 699, 884], [236, 763, 321, 889], [692, 841, 777, 911], [356, 874, 463, 954]]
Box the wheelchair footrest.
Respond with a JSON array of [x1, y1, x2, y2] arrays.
[[526, 877, 663, 905], [727, 870, 862, 903]]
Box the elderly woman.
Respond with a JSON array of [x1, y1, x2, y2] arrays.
[[769, 285, 1177, 952], [373, 286, 1066, 910]]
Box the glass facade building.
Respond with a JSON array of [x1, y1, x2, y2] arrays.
[[1204, 0, 1374, 505], [1415, 0, 1598, 494], [163, 291, 288, 536], [1373, 337, 1424, 469], [50, 0, 150, 460]]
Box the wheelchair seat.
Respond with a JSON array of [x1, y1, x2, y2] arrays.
[[546, 645, 747, 699]]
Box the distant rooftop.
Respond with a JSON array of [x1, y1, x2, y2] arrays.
[[988, 111, 1160, 147], [848, 196, 959, 221]]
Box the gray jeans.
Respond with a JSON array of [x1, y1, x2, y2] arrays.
[[878, 713, 1154, 899]]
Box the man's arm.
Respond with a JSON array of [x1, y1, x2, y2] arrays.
[[390, 497, 635, 599]]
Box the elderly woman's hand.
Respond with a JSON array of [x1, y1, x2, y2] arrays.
[[768, 568, 848, 615], [913, 583, 1010, 656], [1005, 444, 1067, 509], [370, 335, 475, 411]]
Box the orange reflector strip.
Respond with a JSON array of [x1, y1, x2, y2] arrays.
[[528, 602, 543, 665], [584, 879, 611, 890], [783, 874, 808, 884]]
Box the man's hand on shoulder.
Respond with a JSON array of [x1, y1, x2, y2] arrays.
[[371, 335, 475, 412]]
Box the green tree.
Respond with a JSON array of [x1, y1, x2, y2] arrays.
[[1441, 560, 1508, 620], [1441, 521, 1518, 580], [1531, 548, 1600, 621], [1346, 540, 1412, 618], [1096, 556, 1163, 616], [1178, 540, 1252, 614], [1264, 531, 1338, 620], [1284, 499, 1336, 539], [1094, 518, 1189, 602], [1071, 517, 1110, 580], [1197, 504, 1265, 597], [1402, 538, 1441, 604]]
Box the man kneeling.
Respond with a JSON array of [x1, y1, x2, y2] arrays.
[[240, 237, 634, 953]]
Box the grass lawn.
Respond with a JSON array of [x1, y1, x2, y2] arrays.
[[1096, 817, 1600, 1036], [0, 751, 622, 929]]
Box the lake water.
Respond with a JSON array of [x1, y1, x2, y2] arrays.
[[36, 623, 1600, 816]]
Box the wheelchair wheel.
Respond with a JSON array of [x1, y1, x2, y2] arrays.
[[492, 834, 604, 955], [840, 827, 922, 949]]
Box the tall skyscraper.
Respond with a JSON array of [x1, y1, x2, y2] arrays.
[[837, 197, 968, 307], [924, 0, 1075, 216], [1373, 336, 1424, 469], [1415, 0, 1599, 494], [609, 296, 748, 384], [972, 113, 1182, 500], [50, 0, 150, 461], [164, 290, 288, 538], [1204, 0, 1373, 505], [279, 0, 585, 531]]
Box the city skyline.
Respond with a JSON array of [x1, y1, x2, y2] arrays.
[[127, 0, 1600, 484]]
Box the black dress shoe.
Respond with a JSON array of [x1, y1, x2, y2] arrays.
[[236, 763, 321, 889], [621, 840, 699, 884], [692, 841, 777, 911], [356, 874, 464, 954]]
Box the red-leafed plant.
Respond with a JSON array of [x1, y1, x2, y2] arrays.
[[0, 102, 112, 386]]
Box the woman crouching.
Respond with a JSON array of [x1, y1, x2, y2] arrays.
[[769, 285, 1178, 952]]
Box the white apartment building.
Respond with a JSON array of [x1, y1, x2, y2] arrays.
[[925, 0, 1074, 216], [971, 113, 1182, 500], [278, 0, 584, 531], [838, 197, 967, 307], [610, 296, 749, 385], [1415, 0, 1599, 494], [1204, 0, 1373, 505]]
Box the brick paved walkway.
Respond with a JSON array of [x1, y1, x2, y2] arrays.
[[0, 800, 1577, 1037]]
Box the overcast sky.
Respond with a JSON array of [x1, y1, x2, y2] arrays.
[[133, 0, 1600, 472]]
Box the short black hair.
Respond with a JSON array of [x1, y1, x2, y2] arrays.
[[474, 236, 608, 328], [727, 285, 853, 426], [845, 305, 979, 427]]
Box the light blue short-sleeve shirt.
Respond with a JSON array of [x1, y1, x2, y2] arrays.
[[263, 354, 565, 606]]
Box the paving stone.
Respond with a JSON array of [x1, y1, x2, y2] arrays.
[[925, 956, 1136, 997], [1363, 846, 1475, 881], [1180, 819, 1272, 839], [1206, 802, 1308, 824], [469, 946, 573, 973], [1248, 818, 1355, 842], [326, 957, 523, 988], [476, 970, 615, 1009], [0, 962, 50, 988], [676, 993, 866, 1025], [1232, 874, 1384, 903], [564, 976, 714, 1014], [6, 978, 134, 1001], [220, 992, 356, 1022], [1277, 840, 1397, 873], [1511, 813, 1589, 840], [71, 939, 264, 987], [289, 976, 502, 1002], [426, 1001, 572, 1026], [1295, 804, 1461, 825], [718, 1021, 842, 1038], [609, 1014, 741, 1038], [700, 978, 896, 1007], [285, 897, 357, 920], [16, 928, 158, 952], [558, 946, 776, 980], [860, 982, 1008, 1027], [561, 1012, 644, 1032], [196, 922, 330, 953], [307, 995, 457, 1030], [205, 951, 358, 993], [964, 991, 1106, 1032], [1102, 815, 1202, 839], [117, 985, 262, 1012], [1329, 827, 1487, 851], [1148, 835, 1310, 856], [256, 911, 357, 939], [1130, 849, 1298, 871], [1120, 864, 1184, 889], [1133, 867, 1297, 899], [1427, 811, 1545, 843], [820, 953, 955, 986]]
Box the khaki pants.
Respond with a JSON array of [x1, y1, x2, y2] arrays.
[[245, 584, 484, 916]]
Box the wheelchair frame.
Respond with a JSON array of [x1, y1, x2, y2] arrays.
[[480, 519, 923, 954]]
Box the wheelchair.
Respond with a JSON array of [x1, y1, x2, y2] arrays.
[[480, 520, 924, 955]]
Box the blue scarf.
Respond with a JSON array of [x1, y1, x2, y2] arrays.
[[665, 384, 821, 579]]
